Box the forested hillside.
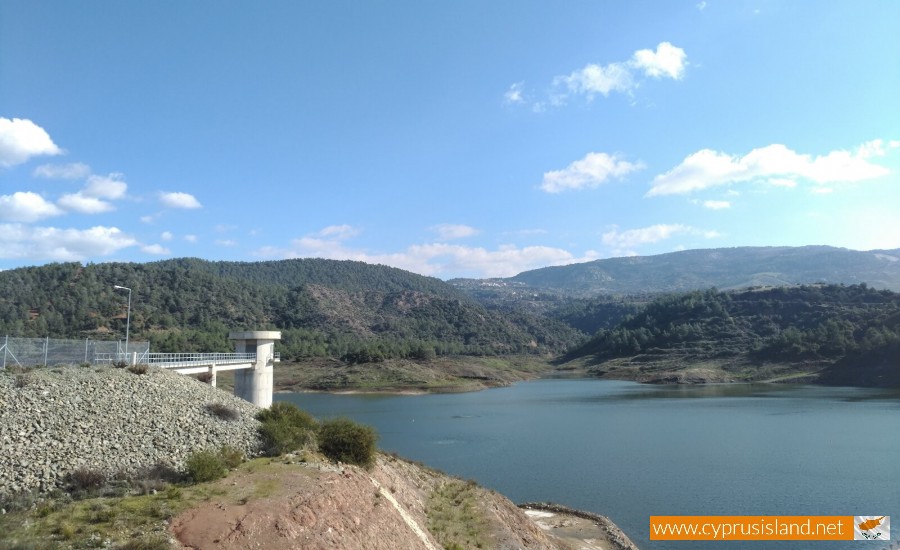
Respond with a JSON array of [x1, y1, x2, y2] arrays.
[[564, 284, 900, 386], [0, 259, 583, 360]]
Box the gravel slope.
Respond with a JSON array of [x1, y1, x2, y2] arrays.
[[0, 366, 262, 497]]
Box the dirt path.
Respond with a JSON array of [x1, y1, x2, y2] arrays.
[[368, 474, 439, 550], [170, 453, 638, 550]]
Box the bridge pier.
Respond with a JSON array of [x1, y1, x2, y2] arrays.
[[229, 331, 281, 408]]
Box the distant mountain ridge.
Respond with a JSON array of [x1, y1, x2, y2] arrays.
[[452, 246, 900, 297]]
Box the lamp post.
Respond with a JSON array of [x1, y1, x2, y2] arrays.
[[113, 285, 132, 360]]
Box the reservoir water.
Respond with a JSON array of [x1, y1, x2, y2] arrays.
[[277, 380, 900, 549]]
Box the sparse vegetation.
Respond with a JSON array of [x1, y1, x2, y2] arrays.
[[195, 371, 213, 383], [184, 450, 228, 483], [426, 479, 488, 550], [0, 459, 249, 549], [127, 363, 150, 375], [204, 402, 240, 421], [14, 372, 33, 388], [65, 467, 107, 496], [119, 534, 173, 550], [256, 402, 319, 456], [218, 445, 245, 469], [317, 417, 378, 469]]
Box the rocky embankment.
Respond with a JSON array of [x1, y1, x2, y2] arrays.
[[0, 365, 261, 496]]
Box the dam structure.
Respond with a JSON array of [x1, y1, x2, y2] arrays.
[[138, 330, 281, 408]]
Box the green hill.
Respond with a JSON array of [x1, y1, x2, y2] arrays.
[[0, 259, 582, 361], [563, 284, 900, 386]]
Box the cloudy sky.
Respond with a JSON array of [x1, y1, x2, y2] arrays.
[[2, 1, 898, 279]]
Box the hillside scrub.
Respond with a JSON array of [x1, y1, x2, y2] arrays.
[[256, 402, 319, 456], [318, 417, 378, 469]]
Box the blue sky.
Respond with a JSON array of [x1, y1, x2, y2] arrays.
[[2, 1, 898, 279]]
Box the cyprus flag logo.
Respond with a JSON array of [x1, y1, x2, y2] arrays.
[[855, 516, 890, 540]]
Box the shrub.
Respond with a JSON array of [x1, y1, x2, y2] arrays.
[[14, 373, 33, 388], [318, 417, 378, 469], [65, 467, 107, 497], [256, 402, 319, 456], [184, 450, 227, 482], [219, 445, 245, 468], [205, 402, 240, 421], [132, 461, 184, 484], [0, 490, 41, 513], [127, 363, 149, 375], [195, 371, 213, 383]]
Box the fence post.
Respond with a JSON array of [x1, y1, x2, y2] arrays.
[[85, 339, 89, 364], [44, 336, 49, 366], [2, 335, 7, 369]]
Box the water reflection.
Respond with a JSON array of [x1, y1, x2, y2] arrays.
[[556, 380, 900, 404]]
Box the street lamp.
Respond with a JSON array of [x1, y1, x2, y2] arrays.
[[113, 285, 132, 360]]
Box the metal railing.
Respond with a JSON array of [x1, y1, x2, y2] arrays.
[[1, 336, 150, 369], [1, 335, 280, 369], [149, 352, 256, 368], [92, 351, 280, 369]]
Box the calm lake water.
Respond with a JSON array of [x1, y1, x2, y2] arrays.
[[277, 380, 900, 549]]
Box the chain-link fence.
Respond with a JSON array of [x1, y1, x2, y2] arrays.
[[0, 336, 151, 369]]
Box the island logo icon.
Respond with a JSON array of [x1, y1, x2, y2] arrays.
[[855, 516, 890, 540]]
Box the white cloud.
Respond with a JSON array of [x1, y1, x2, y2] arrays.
[[54, 172, 127, 214], [184, 234, 198, 243], [557, 62, 635, 98], [516, 42, 687, 108], [140, 215, 157, 224], [767, 178, 797, 188], [0, 224, 136, 261], [141, 244, 170, 255], [161, 231, 173, 241], [631, 42, 688, 79], [160, 191, 202, 209], [255, 226, 599, 278], [702, 200, 731, 210], [57, 193, 114, 214], [431, 224, 479, 240], [318, 224, 360, 240], [0, 191, 64, 222], [33, 162, 91, 180], [602, 223, 719, 252], [83, 173, 127, 199], [215, 239, 237, 247], [540, 152, 644, 193], [647, 141, 893, 196], [504, 82, 525, 104], [696, 1, 707, 10], [0, 118, 62, 168]]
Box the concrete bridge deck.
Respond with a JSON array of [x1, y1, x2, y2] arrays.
[[94, 351, 280, 370]]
